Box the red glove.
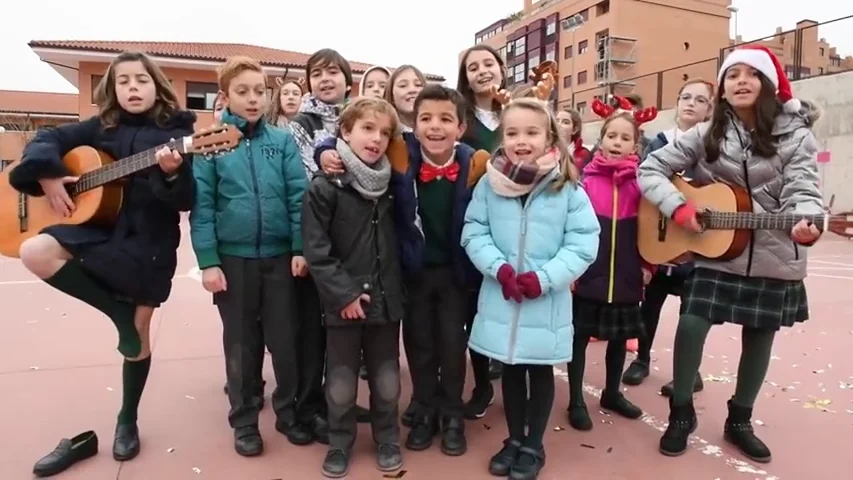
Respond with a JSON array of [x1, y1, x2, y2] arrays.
[[672, 201, 698, 227], [496, 264, 523, 303], [517, 271, 542, 299]]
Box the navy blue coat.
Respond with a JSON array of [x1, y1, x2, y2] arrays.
[[10, 110, 197, 305]]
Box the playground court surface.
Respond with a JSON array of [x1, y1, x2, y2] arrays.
[[0, 224, 851, 479]]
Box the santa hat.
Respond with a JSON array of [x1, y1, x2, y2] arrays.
[[717, 45, 802, 114]]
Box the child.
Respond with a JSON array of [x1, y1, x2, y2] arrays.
[[15, 51, 195, 475], [360, 66, 391, 99], [566, 108, 656, 432], [461, 97, 600, 480], [639, 45, 822, 462], [213, 92, 227, 123], [289, 48, 355, 444], [622, 78, 715, 395], [556, 107, 590, 168], [315, 84, 491, 455], [385, 65, 425, 131], [265, 77, 304, 127], [190, 56, 307, 456], [302, 96, 405, 479]]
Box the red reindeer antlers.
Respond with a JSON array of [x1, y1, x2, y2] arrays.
[[591, 95, 658, 125]]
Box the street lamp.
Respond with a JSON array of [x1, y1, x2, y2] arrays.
[[727, 5, 740, 42], [561, 13, 586, 106]]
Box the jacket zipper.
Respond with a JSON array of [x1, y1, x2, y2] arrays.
[[372, 199, 387, 321], [246, 139, 263, 256], [607, 184, 618, 303]]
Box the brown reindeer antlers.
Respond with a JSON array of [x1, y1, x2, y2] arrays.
[[529, 61, 558, 101], [591, 95, 658, 125]]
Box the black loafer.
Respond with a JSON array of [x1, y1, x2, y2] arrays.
[[33, 430, 99, 477], [112, 424, 140, 461]]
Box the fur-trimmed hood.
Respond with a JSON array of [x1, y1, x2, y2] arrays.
[[773, 99, 821, 135], [358, 66, 392, 96]]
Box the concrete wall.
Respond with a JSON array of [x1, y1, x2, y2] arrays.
[[580, 70, 853, 209]]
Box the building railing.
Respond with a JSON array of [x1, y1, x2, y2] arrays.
[[557, 14, 853, 118]]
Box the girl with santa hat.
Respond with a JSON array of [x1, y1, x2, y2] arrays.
[[637, 45, 823, 463]]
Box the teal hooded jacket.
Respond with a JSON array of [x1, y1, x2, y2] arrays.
[[190, 110, 307, 269]]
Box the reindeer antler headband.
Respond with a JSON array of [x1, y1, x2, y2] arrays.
[[489, 60, 558, 106], [591, 95, 658, 125]]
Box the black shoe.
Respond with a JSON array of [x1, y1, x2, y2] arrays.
[[322, 449, 350, 478], [509, 446, 545, 480], [401, 398, 419, 428], [488, 360, 503, 380], [600, 390, 643, 419], [440, 416, 467, 456], [233, 426, 263, 457], [405, 414, 436, 451], [359, 364, 369, 380], [309, 414, 330, 445], [275, 420, 314, 446], [376, 443, 403, 472], [463, 384, 494, 420], [488, 438, 521, 476], [622, 359, 650, 386], [567, 403, 593, 431], [724, 399, 772, 463], [355, 404, 371, 424], [33, 431, 98, 477], [659, 397, 697, 456], [112, 424, 140, 461], [660, 373, 704, 397]]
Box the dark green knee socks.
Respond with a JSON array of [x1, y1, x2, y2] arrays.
[[118, 357, 152, 425], [671, 314, 776, 408], [45, 260, 140, 357]]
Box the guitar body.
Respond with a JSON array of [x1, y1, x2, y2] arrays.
[[0, 146, 123, 258], [638, 176, 753, 265]]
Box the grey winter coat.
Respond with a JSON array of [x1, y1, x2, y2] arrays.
[[637, 101, 823, 281]]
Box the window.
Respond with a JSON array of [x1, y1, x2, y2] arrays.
[[498, 46, 507, 61], [579, 40, 589, 55], [563, 75, 572, 88], [578, 70, 588, 84], [784, 65, 795, 80], [546, 21, 556, 36], [596, 0, 610, 16], [186, 82, 219, 110], [818, 67, 824, 75], [476, 36, 483, 44], [528, 58, 539, 73], [580, 9, 589, 22], [91, 75, 104, 103], [515, 36, 526, 55], [514, 64, 525, 83], [576, 101, 587, 115], [507, 41, 514, 54], [819, 47, 825, 57], [564, 45, 573, 59], [545, 50, 556, 62]]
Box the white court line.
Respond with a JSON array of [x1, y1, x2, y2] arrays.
[[809, 259, 853, 268], [552, 367, 779, 479], [807, 273, 853, 281]]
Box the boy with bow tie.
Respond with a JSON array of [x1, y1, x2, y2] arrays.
[[315, 84, 490, 456]]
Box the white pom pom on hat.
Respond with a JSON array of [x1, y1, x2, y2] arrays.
[[718, 45, 802, 114]]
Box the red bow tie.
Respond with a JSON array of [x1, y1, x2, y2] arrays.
[[419, 162, 460, 183]]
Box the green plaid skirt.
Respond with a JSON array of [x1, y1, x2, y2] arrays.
[[680, 267, 809, 330]]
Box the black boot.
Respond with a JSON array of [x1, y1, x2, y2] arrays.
[[600, 390, 643, 419], [440, 416, 467, 456], [376, 443, 403, 472], [488, 438, 521, 476], [621, 359, 650, 386], [509, 446, 545, 480], [724, 399, 771, 463], [566, 403, 593, 431], [112, 424, 140, 461], [275, 419, 313, 446], [321, 449, 350, 478], [659, 397, 697, 456], [405, 413, 436, 451], [401, 397, 419, 428], [660, 372, 704, 397], [463, 383, 494, 420], [233, 426, 263, 457]]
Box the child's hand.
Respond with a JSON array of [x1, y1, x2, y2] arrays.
[[320, 150, 345, 175], [341, 294, 370, 320], [155, 142, 183, 175], [291, 256, 308, 277], [202, 267, 227, 293], [672, 201, 702, 233], [791, 218, 821, 245], [642, 268, 653, 285], [516, 271, 542, 299], [496, 264, 523, 303]]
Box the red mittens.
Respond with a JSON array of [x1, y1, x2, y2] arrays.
[[672, 201, 698, 228], [517, 272, 542, 299], [496, 264, 523, 303]]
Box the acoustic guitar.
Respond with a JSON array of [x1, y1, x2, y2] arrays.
[[0, 125, 242, 258], [638, 176, 853, 265]]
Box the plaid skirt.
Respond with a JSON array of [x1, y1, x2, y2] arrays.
[[573, 296, 645, 341], [680, 267, 809, 330]]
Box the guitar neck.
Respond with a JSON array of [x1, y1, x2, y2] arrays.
[[703, 211, 826, 231], [72, 136, 191, 195]]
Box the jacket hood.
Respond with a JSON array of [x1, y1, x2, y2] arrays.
[[359, 66, 392, 96], [773, 99, 821, 135]]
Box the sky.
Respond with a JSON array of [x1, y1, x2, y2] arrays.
[[0, 0, 850, 94]]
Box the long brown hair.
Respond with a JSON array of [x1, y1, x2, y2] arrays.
[[457, 45, 507, 124], [94, 51, 180, 129], [384, 65, 427, 106], [500, 98, 579, 189], [266, 79, 303, 125]]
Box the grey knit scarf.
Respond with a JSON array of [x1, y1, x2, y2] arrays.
[[335, 138, 391, 200]]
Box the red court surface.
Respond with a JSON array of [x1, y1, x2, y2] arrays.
[[1, 222, 851, 479]]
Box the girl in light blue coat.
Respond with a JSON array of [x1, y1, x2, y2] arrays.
[[461, 98, 600, 480]]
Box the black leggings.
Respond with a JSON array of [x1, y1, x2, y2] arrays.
[[568, 335, 626, 405], [501, 364, 555, 449]]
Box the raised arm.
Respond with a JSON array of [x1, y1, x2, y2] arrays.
[[637, 123, 706, 217]]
